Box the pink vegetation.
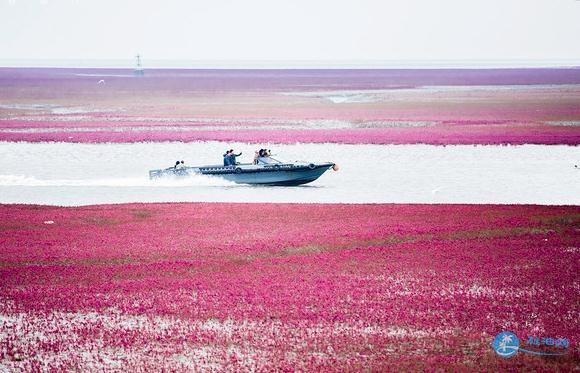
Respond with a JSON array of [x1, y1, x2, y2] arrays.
[[1, 68, 580, 145], [1, 203, 578, 370], [0, 123, 578, 145]]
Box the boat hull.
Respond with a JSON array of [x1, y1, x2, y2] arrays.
[[149, 163, 334, 186], [219, 165, 331, 186]]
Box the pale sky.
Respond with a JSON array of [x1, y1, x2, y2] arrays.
[[1, 0, 580, 66]]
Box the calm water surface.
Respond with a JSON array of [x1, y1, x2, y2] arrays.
[[0, 142, 578, 205]]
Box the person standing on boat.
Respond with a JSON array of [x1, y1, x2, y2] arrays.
[[228, 149, 242, 166], [223, 150, 231, 166]]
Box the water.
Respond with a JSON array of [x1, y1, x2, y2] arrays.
[[0, 142, 578, 206]]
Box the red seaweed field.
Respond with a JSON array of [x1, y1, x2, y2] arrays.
[[1, 203, 578, 370], [1, 68, 579, 145]]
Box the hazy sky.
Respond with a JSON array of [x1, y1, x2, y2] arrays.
[[1, 0, 580, 65]]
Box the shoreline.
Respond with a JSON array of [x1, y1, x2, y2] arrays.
[[2, 201, 580, 208], [1, 126, 579, 145]]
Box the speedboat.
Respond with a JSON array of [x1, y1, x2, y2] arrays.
[[149, 157, 337, 186]]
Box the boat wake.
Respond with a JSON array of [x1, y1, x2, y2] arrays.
[[0, 174, 235, 188]]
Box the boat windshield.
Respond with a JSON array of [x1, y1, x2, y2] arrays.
[[257, 156, 282, 165]]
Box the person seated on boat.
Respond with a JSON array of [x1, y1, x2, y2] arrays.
[[257, 149, 274, 164], [174, 160, 181, 169], [255, 149, 268, 164], [253, 149, 261, 165]]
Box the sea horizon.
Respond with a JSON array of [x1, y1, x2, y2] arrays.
[[1, 58, 579, 69]]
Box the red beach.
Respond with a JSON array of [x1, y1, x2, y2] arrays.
[[1, 68, 579, 145], [1, 203, 578, 370]]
